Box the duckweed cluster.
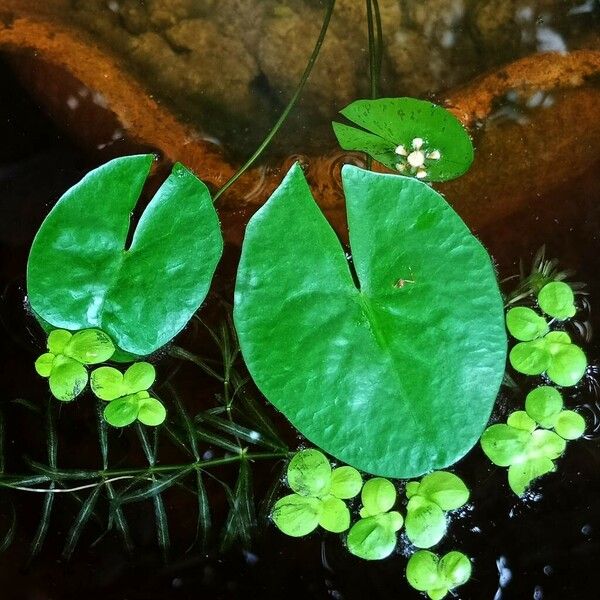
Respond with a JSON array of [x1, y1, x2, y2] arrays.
[[35, 328, 166, 427]]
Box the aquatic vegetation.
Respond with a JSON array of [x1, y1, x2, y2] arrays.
[[481, 386, 586, 495], [35, 329, 115, 401], [331, 97, 473, 181], [91, 362, 166, 427], [271, 449, 362, 536], [404, 472, 469, 548], [537, 281, 577, 319], [406, 550, 472, 600], [506, 280, 586, 386], [234, 162, 506, 478], [347, 478, 403, 560], [27, 155, 223, 357]]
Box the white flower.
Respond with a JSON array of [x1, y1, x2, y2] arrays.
[[394, 137, 441, 179]]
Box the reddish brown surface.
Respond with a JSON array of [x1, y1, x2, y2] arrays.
[[1, 7, 599, 242]]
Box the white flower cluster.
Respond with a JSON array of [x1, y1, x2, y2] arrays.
[[394, 137, 441, 179]]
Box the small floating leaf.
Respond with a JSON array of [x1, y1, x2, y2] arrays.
[[360, 478, 397, 517], [554, 410, 586, 440], [34, 353, 54, 378], [507, 457, 554, 496], [346, 512, 402, 560], [48, 356, 88, 402], [480, 424, 530, 467], [507, 411, 537, 433], [329, 466, 363, 499], [124, 362, 156, 393], [406, 550, 441, 592], [287, 449, 331, 498], [63, 329, 115, 364], [410, 471, 469, 511], [525, 386, 563, 428], [318, 495, 350, 533], [530, 429, 566, 460], [272, 494, 322, 537], [332, 98, 474, 181], [405, 496, 447, 549], [47, 329, 72, 354], [137, 397, 167, 426], [27, 155, 223, 357], [234, 164, 506, 478], [90, 367, 125, 401], [104, 396, 139, 427], [438, 551, 472, 588], [546, 343, 587, 387], [537, 281, 576, 319], [505, 307, 548, 341], [509, 339, 550, 375]]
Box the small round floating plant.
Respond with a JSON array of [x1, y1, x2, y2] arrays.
[[406, 550, 472, 600]]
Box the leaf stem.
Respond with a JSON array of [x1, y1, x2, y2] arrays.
[[212, 0, 337, 202], [0, 451, 290, 490]]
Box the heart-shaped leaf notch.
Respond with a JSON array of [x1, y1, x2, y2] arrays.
[[234, 163, 506, 478], [332, 98, 474, 181], [27, 154, 223, 357]]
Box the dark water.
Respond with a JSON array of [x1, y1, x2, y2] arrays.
[[1, 10, 600, 600]]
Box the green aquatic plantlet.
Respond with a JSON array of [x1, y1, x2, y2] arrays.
[[271, 449, 362, 536], [35, 328, 115, 401], [27, 155, 223, 358], [510, 330, 587, 387], [538, 281, 576, 319], [332, 97, 474, 181], [406, 550, 472, 600], [234, 163, 506, 478], [91, 362, 166, 427], [505, 307, 549, 341], [347, 477, 403, 560], [405, 471, 469, 548], [481, 394, 586, 496]]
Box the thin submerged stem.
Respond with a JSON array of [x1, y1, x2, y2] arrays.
[[213, 0, 336, 202], [365, 0, 383, 170]]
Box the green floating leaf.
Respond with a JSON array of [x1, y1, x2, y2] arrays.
[[508, 457, 554, 496], [35, 353, 54, 378], [332, 98, 474, 181], [537, 281, 576, 319], [546, 343, 587, 387], [406, 550, 471, 599], [346, 512, 403, 560], [480, 424, 530, 467], [507, 411, 537, 433], [405, 496, 447, 549], [319, 495, 350, 533], [360, 478, 397, 517], [48, 356, 88, 402], [510, 332, 586, 387], [104, 396, 139, 427], [438, 551, 472, 588], [554, 410, 586, 440], [410, 471, 469, 511], [138, 397, 167, 426], [406, 550, 441, 592], [47, 329, 72, 354], [287, 449, 331, 498], [509, 339, 550, 375], [234, 164, 506, 478], [272, 494, 322, 537], [91, 361, 155, 401], [63, 329, 115, 364], [525, 386, 564, 428], [505, 307, 548, 341], [330, 466, 363, 499], [27, 155, 223, 357]]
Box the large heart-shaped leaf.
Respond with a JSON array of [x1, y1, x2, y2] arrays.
[[234, 164, 506, 478], [27, 155, 223, 356]]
